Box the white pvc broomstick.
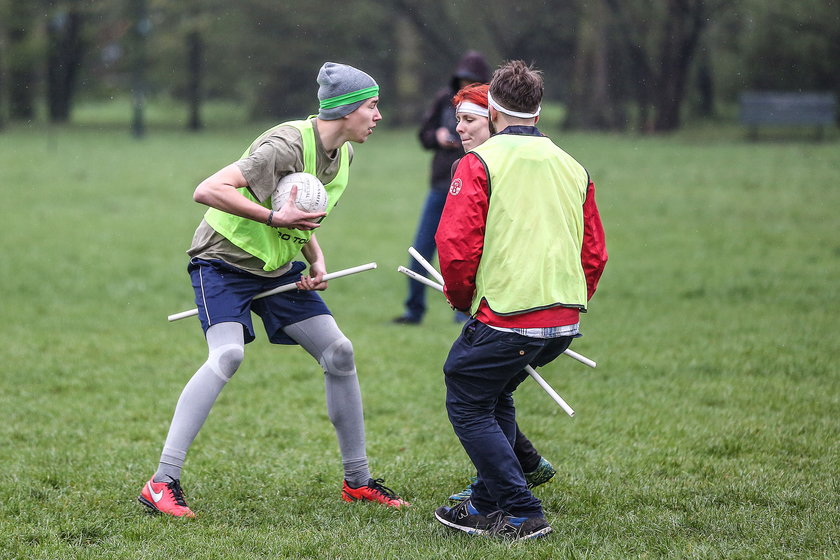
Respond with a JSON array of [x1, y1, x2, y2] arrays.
[[168, 262, 378, 322]]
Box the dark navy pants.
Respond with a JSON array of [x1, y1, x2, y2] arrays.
[[443, 318, 573, 518]]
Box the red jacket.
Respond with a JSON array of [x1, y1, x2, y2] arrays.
[[435, 130, 607, 328]]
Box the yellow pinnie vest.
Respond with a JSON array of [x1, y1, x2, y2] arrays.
[[470, 133, 589, 316], [204, 119, 349, 271]]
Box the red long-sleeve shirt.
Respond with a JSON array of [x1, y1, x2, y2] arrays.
[[435, 139, 607, 329]]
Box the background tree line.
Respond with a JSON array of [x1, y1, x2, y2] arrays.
[[0, 0, 837, 133]]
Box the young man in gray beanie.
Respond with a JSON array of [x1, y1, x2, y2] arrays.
[[138, 62, 409, 518]]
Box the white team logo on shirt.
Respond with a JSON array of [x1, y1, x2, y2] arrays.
[[449, 178, 462, 195]]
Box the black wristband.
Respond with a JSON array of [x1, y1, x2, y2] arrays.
[[265, 209, 275, 226]]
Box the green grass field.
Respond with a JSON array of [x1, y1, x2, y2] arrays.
[[0, 118, 838, 559]]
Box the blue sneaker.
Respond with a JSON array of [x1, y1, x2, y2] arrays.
[[488, 511, 553, 540], [434, 499, 492, 536], [524, 457, 556, 489], [448, 476, 477, 502]]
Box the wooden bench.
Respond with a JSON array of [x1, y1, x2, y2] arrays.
[[739, 92, 836, 140]]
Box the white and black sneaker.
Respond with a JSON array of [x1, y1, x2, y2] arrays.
[[434, 499, 493, 535], [487, 511, 553, 540]]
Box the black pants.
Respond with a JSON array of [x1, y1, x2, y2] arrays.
[[443, 318, 572, 517]]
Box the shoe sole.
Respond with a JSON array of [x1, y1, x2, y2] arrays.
[[343, 491, 407, 508], [138, 495, 161, 514], [434, 511, 488, 536], [516, 526, 553, 540], [137, 495, 195, 518], [526, 470, 557, 488]]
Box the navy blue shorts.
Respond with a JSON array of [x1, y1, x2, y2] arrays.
[[188, 258, 331, 345]]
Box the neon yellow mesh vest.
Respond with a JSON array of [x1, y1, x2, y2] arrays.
[[204, 119, 349, 271], [470, 133, 589, 316]]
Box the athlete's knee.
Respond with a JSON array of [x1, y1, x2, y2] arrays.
[[319, 336, 356, 376], [208, 343, 245, 382]]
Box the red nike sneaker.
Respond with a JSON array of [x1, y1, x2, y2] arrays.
[[342, 478, 410, 508], [138, 476, 196, 518]]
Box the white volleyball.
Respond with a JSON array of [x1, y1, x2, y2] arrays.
[[271, 172, 328, 213]]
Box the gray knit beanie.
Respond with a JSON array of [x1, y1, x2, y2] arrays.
[[317, 62, 379, 120]]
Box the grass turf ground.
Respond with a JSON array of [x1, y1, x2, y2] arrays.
[[0, 120, 838, 559]]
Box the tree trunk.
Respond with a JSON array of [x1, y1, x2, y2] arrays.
[[602, 0, 655, 132], [634, 65, 653, 133], [388, 0, 462, 63], [47, 9, 85, 123], [8, 3, 37, 120], [604, 0, 710, 133], [652, 0, 707, 131], [129, 0, 149, 138], [186, 30, 203, 131], [0, 30, 5, 130], [392, 13, 423, 126], [567, 0, 615, 130], [694, 39, 714, 118]]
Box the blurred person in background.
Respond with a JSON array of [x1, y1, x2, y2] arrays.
[[392, 51, 490, 325]]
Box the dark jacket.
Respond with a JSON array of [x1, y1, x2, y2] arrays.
[[418, 51, 491, 189]]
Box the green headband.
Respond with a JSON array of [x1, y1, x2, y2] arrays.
[[319, 86, 380, 109]]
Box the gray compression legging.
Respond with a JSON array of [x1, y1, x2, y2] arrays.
[[156, 315, 371, 486]]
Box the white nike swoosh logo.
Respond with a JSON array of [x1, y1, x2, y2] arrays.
[[148, 482, 164, 503]]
